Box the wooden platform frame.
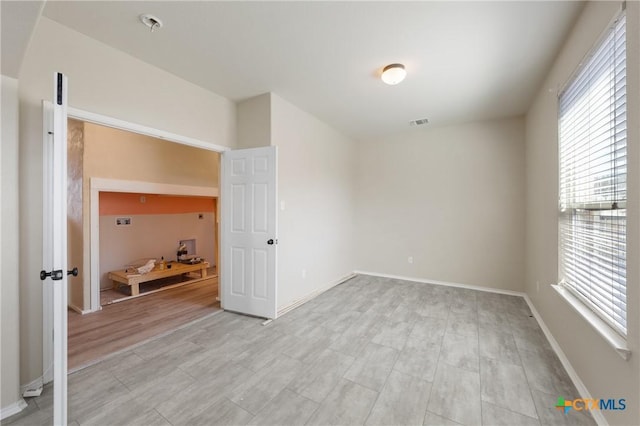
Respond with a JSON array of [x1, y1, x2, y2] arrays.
[[108, 261, 209, 299]]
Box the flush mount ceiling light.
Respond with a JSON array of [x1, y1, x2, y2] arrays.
[[139, 14, 163, 32], [381, 63, 406, 85]]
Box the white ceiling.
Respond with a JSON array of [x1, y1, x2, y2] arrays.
[[32, 1, 584, 139]]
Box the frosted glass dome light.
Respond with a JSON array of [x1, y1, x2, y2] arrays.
[[381, 63, 406, 85]]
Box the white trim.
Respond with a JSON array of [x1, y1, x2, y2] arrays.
[[68, 303, 91, 315], [524, 295, 608, 426], [51, 72, 70, 426], [90, 183, 99, 312], [68, 107, 230, 153], [20, 375, 43, 397], [0, 399, 28, 420], [89, 178, 219, 312], [41, 101, 55, 389], [90, 178, 219, 197], [277, 273, 356, 317], [551, 285, 631, 360], [354, 270, 526, 297], [43, 361, 53, 385]]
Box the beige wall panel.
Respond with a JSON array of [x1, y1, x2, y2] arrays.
[[355, 117, 525, 293], [1, 75, 23, 416], [271, 94, 357, 309]]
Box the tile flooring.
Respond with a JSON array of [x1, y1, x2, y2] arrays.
[[5, 275, 596, 425]]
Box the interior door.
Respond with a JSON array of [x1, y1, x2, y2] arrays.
[[221, 146, 278, 319], [41, 72, 70, 425]]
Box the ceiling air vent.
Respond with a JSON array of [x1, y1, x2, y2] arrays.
[[409, 118, 429, 126]]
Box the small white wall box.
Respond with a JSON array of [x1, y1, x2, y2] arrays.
[[116, 217, 132, 226]]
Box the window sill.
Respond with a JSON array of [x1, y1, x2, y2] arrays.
[[552, 285, 631, 361]]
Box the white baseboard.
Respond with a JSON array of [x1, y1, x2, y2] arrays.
[[277, 273, 357, 317], [354, 270, 526, 297], [0, 398, 27, 420], [43, 362, 53, 385], [523, 295, 606, 426], [68, 303, 92, 315], [20, 376, 43, 396]]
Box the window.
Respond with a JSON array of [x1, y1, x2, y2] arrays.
[[558, 11, 627, 337]]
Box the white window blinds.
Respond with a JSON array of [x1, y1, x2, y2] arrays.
[[559, 11, 627, 336]]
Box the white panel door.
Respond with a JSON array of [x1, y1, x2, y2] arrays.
[[41, 73, 71, 425], [221, 146, 278, 319]]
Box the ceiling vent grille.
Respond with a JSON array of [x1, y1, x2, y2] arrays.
[[409, 118, 429, 126]]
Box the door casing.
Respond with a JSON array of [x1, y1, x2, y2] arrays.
[[42, 108, 228, 387]]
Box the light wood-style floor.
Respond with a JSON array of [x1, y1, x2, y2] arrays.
[[8, 275, 595, 426], [68, 277, 219, 370]]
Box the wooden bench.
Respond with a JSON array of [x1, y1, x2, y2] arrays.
[[108, 261, 209, 297]]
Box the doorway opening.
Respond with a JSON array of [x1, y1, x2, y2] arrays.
[[95, 191, 218, 306], [65, 117, 224, 370]]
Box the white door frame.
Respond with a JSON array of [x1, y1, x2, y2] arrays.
[[42, 102, 55, 385], [42, 107, 228, 384], [68, 107, 229, 153], [42, 72, 69, 426]]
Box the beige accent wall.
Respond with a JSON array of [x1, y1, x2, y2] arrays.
[[83, 123, 220, 186], [355, 117, 525, 292], [271, 94, 357, 308], [17, 17, 234, 387], [1, 75, 23, 415], [525, 2, 639, 424]]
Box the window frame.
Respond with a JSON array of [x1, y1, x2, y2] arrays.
[[555, 7, 629, 352]]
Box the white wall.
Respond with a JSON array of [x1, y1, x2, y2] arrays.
[[355, 117, 525, 292], [17, 17, 235, 387], [525, 2, 640, 424], [1, 75, 25, 417], [99, 212, 215, 290], [270, 94, 357, 309]]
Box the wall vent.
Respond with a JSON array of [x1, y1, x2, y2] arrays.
[[409, 118, 429, 126]]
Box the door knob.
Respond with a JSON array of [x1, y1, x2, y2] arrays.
[[67, 267, 79, 277], [267, 239, 274, 245]]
